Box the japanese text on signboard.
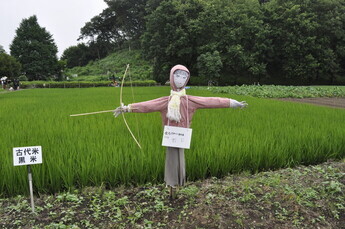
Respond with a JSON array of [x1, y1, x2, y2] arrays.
[[162, 126, 192, 149], [13, 146, 42, 166]]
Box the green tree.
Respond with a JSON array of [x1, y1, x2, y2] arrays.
[[311, 0, 345, 84], [79, 0, 158, 51], [10, 15, 58, 80], [56, 60, 67, 81], [198, 0, 270, 84], [142, 0, 203, 83], [197, 51, 223, 84], [61, 43, 91, 68], [0, 53, 21, 78], [0, 45, 5, 54], [74, 0, 345, 85], [142, 0, 270, 84], [264, 0, 345, 84]]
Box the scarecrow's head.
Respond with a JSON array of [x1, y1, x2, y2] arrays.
[[169, 65, 190, 91]]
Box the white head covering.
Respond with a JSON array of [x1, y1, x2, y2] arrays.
[[166, 65, 190, 122]]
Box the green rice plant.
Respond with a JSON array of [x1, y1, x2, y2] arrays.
[[0, 87, 344, 197]]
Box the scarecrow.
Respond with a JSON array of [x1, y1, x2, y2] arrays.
[[114, 64, 248, 197]]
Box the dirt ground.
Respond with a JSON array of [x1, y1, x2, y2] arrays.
[[1, 160, 344, 229], [279, 97, 345, 109]]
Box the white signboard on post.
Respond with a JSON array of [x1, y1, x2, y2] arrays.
[[162, 126, 192, 149], [13, 146, 42, 166]]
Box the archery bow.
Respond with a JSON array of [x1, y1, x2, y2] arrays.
[[70, 64, 141, 149], [120, 64, 142, 149]]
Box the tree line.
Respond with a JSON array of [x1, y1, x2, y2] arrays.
[[64, 0, 345, 85], [2, 0, 345, 85]]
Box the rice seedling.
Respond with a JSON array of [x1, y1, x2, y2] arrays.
[[0, 87, 344, 196]]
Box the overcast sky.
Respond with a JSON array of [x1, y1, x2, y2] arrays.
[[0, 0, 107, 58]]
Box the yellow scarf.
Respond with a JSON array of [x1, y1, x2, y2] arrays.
[[167, 89, 186, 122]]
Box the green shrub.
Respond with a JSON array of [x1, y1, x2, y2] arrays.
[[20, 80, 158, 89], [18, 75, 28, 81], [197, 85, 345, 98]]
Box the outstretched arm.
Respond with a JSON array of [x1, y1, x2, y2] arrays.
[[188, 96, 248, 110], [113, 96, 168, 117]]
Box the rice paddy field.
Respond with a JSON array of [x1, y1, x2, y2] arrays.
[[1, 86, 345, 197]]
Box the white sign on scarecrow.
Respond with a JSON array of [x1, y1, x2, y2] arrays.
[[162, 126, 192, 149]]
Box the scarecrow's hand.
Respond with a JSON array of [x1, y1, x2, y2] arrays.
[[230, 99, 248, 109], [113, 104, 131, 117]]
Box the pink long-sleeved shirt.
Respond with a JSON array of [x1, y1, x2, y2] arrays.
[[130, 65, 230, 128], [130, 95, 230, 128]]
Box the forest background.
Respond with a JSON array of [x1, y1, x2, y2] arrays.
[[2, 0, 345, 86]]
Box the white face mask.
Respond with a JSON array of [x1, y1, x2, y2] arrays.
[[173, 70, 189, 89]]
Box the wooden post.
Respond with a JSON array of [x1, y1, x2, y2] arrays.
[[27, 165, 35, 213], [169, 186, 177, 199]]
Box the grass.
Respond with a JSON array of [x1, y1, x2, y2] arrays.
[[0, 87, 345, 197]]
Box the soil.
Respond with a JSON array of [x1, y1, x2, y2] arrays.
[[279, 97, 345, 109], [0, 160, 344, 229]]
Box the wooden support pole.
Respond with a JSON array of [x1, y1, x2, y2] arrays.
[[169, 186, 177, 200], [27, 165, 35, 213]]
